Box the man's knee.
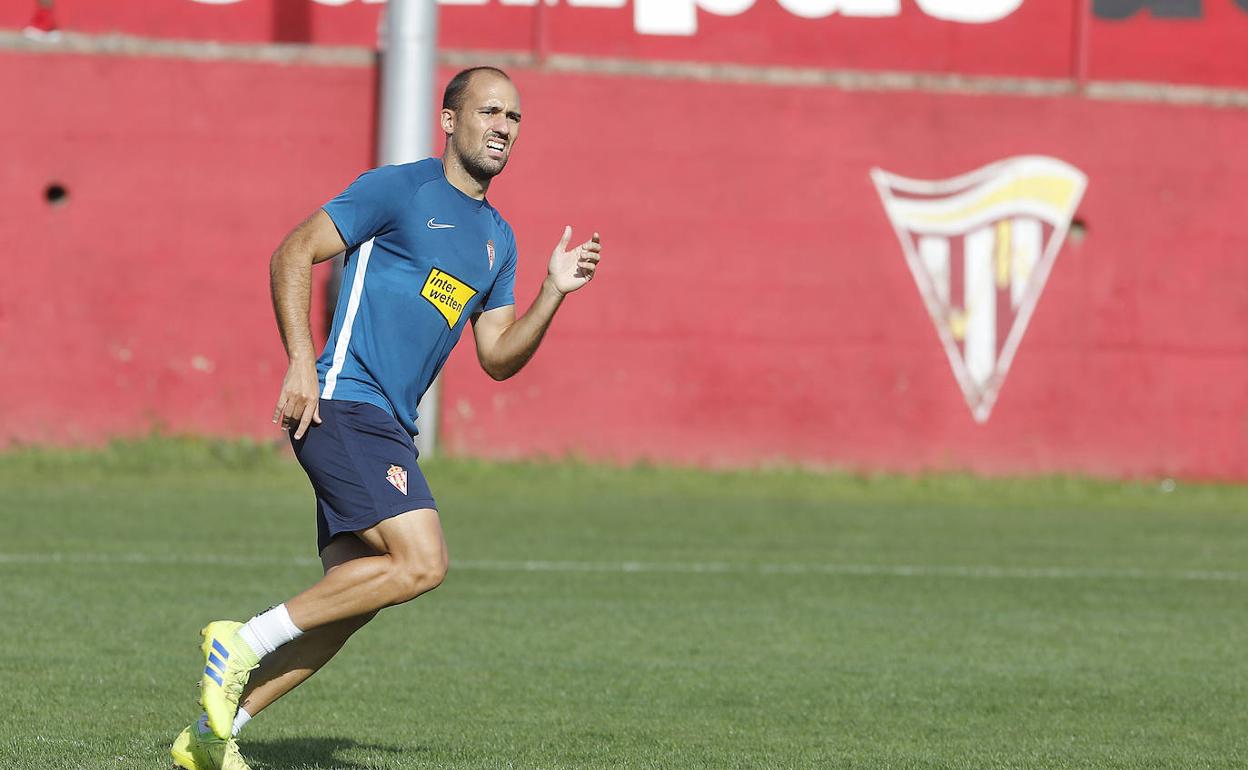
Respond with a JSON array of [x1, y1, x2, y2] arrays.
[[362, 508, 448, 603], [390, 553, 448, 603]]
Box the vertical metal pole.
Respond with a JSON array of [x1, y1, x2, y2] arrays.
[[532, 0, 550, 64], [1071, 0, 1091, 89], [379, 0, 441, 456]]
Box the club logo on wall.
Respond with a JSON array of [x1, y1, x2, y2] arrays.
[[871, 156, 1087, 423]]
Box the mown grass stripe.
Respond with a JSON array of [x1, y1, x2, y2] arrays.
[[1, 551, 1243, 583]]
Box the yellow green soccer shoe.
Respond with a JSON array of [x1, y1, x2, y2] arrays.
[[216, 737, 253, 770], [170, 723, 253, 770], [170, 725, 201, 770], [198, 621, 259, 740]]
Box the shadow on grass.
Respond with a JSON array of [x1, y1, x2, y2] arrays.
[[242, 735, 414, 769]]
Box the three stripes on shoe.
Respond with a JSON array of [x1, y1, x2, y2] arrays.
[[204, 639, 230, 687]]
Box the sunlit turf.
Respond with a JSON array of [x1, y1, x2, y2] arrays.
[[1, 438, 1245, 769]]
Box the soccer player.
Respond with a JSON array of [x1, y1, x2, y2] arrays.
[[171, 66, 605, 770]]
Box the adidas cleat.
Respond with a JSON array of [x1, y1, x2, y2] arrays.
[[170, 725, 200, 770], [170, 723, 253, 770], [198, 621, 259, 740]]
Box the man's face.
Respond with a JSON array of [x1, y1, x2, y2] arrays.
[[445, 73, 522, 181]]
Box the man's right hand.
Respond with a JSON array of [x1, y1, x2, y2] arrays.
[[269, 209, 344, 440], [274, 359, 321, 439]]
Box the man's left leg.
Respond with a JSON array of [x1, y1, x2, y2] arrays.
[[197, 508, 447, 739], [172, 536, 381, 770], [195, 402, 445, 741], [237, 534, 380, 720]]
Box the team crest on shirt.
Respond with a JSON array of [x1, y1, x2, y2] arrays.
[[486, 240, 496, 271], [385, 464, 408, 495]]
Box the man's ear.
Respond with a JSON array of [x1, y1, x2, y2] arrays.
[[440, 108, 455, 136]]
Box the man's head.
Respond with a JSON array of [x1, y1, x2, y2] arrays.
[[441, 67, 521, 184]]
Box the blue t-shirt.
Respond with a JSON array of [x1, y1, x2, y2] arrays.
[[318, 158, 518, 437]]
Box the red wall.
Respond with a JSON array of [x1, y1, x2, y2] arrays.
[[1084, 0, 1248, 87], [5, 47, 1243, 478], [443, 72, 1248, 480], [5, 0, 1248, 86], [0, 51, 371, 442]]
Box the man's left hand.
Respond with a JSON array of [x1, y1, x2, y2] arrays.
[[547, 226, 603, 295]]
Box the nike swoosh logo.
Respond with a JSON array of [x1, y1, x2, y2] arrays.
[[427, 218, 456, 230]]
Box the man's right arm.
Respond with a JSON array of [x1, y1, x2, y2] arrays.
[[270, 209, 348, 439]]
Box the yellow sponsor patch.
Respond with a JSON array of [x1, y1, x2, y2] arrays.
[[420, 268, 477, 328]]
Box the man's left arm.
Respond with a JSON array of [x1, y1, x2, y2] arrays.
[[471, 226, 603, 381]]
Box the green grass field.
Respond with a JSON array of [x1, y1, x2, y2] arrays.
[[1, 439, 1246, 769]]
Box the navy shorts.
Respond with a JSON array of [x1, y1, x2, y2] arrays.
[[289, 399, 437, 553]]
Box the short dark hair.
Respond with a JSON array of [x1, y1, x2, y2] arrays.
[[442, 66, 511, 112]]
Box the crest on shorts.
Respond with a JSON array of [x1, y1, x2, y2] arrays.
[[486, 240, 496, 271], [385, 464, 408, 495], [871, 155, 1087, 423]]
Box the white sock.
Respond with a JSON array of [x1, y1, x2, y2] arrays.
[[238, 603, 303, 659], [196, 714, 211, 736], [232, 707, 252, 737]]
